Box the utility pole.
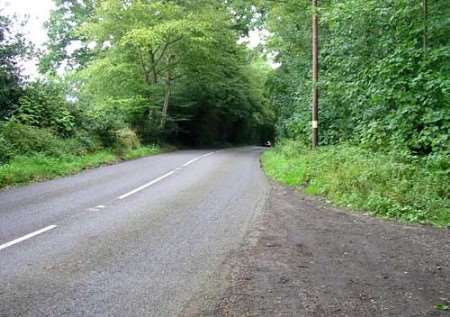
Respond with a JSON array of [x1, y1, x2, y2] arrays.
[[311, 0, 319, 147]]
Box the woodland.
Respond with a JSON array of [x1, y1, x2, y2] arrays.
[[0, 0, 449, 225]]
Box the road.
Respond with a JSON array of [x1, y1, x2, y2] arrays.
[[0, 147, 269, 316]]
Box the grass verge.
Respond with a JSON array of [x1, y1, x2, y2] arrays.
[[0, 145, 162, 189], [262, 141, 450, 227]]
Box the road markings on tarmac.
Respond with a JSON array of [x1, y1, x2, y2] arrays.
[[182, 157, 200, 167], [0, 225, 57, 251], [118, 171, 175, 200], [0, 151, 216, 251], [118, 151, 216, 200]]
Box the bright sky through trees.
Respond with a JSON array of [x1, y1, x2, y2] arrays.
[[0, 0, 273, 76], [0, 0, 54, 76]]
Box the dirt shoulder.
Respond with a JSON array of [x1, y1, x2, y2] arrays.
[[187, 182, 450, 317]]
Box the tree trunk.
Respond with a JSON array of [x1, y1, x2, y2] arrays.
[[150, 50, 158, 84], [160, 73, 171, 129], [160, 54, 176, 129]]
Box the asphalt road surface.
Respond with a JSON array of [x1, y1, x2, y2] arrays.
[[0, 147, 269, 316]]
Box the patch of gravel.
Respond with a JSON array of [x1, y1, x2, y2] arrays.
[[185, 182, 450, 317]]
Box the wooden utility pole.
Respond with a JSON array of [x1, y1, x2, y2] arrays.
[[311, 0, 319, 147]]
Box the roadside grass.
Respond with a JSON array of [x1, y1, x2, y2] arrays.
[[121, 144, 162, 160], [0, 145, 162, 189], [262, 141, 450, 227]]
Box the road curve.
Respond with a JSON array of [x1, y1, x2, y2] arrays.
[[0, 146, 269, 316]]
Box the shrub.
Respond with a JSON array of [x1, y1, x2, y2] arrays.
[[122, 144, 161, 160], [114, 128, 140, 154], [74, 131, 102, 153], [262, 141, 450, 226], [14, 81, 76, 137], [89, 108, 128, 147], [0, 134, 14, 164], [1, 122, 66, 157]]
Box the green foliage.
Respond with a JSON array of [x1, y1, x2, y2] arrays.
[[262, 0, 450, 154], [0, 121, 101, 161], [114, 128, 140, 154], [0, 134, 14, 163], [0, 144, 163, 188], [122, 145, 161, 160], [435, 304, 449, 311], [1, 122, 66, 157], [14, 81, 75, 136], [0, 14, 32, 119], [40, 0, 96, 74], [262, 141, 450, 227], [73, 0, 273, 145], [0, 151, 117, 188]]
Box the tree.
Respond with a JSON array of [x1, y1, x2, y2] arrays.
[[13, 80, 75, 137], [39, 0, 96, 74], [73, 0, 273, 144], [0, 14, 32, 120], [258, 0, 450, 154]]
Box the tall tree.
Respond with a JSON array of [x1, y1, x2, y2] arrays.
[[258, 0, 449, 154], [39, 0, 96, 74], [0, 14, 32, 120]]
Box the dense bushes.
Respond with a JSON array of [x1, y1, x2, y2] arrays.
[[265, 0, 449, 155], [257, 0, 449, 226], [13, 81, 76, 137], [0, 120, 146, 163], [0, 151, 117, 187], [0, 135, 13, 163], [0, 121, 161, 188], [262, 141, 450, 226], [114, 128, 141, 154], [1, 122, 67, 157]]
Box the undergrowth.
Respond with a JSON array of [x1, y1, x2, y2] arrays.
[[0, 145, 161, 189], [262, 141, 450, 227]]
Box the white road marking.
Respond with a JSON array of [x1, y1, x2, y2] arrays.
[[201, 151, 215, 158], [182, 157, 200, 167], [118, 171, 175, 200], [0, 151, 218, 252], [0, 225, 57, 251], [117, 151, 216, 200], [182, 151, 215, 167]]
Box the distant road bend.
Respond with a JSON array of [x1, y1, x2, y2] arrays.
[[0, 147, 269, 316]]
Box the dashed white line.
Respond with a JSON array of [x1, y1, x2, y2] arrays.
[[118, 171, 175, 200], [201, 152, 215, 158], [1, 151, 218, 252], [182, 151, 215, 167], [182, 157, 200, 167], [0, 225, 57, 251], [117, 151, 216, 200]]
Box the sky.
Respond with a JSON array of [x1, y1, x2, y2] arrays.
[[1, 0, 55, 77]]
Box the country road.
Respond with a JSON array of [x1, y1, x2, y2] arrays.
[[0, 147, 269, 316]]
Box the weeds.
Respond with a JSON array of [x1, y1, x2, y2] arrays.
[[0, 145, 162, 189], [262, 141, 450, 227]]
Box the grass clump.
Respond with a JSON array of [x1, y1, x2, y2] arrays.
[[262, 141, 450, 227], [0, 145, 162, 189], [0, 121, 164, 189], [122, 145, 161, 160]]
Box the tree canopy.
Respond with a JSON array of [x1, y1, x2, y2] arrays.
[[1, 0, 449, 155]]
